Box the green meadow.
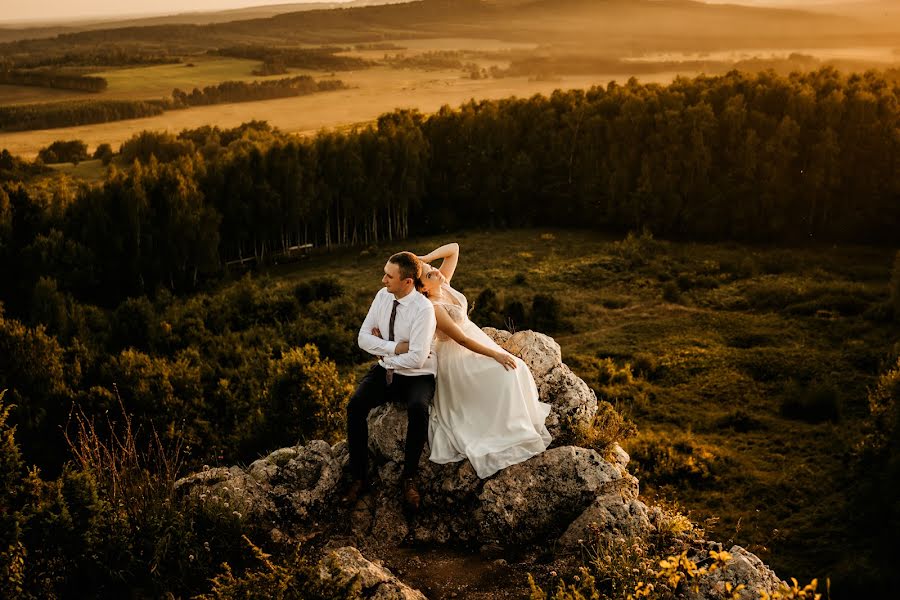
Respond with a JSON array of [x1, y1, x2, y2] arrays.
[[268, 228, 897, 586]]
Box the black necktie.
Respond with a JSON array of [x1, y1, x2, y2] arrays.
[[388, 299, 399, 341], [386, 299, 399, 384]]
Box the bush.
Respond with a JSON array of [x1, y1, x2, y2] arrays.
[[292, 277, 344, 304], [37, 139, 89, 165], [265, 344, 354, 446], [716, 408, 765, 433], [531, 294, 562, 332], [611, 228, 658, 268], [93, 143, 114, 165], [628, 431, 718, 488], [567, 400, 638, 452], [662, 281, 682, 303], [470, 288, 504, 329], [780, 380, 842, 423], [197, 536, 359, 600]]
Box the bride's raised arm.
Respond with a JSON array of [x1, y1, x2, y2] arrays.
[[418, 242, 459, 284], [433, 305, 517, 371]]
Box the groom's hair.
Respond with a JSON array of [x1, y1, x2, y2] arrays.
[[389, 251, 422, 286]]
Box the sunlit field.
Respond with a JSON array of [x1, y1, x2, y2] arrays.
[[0, 62, 681, 158]]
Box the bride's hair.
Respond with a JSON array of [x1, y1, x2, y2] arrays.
[[389, 251, 423, 289]]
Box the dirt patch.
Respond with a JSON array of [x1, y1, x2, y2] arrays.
[[377, 544, 538, 599]]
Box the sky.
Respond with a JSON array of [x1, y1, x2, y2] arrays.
[[0, 0, 352, 24], [0, 0, 872, 25]]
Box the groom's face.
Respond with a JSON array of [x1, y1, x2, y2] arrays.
[[382, 261, 410, 295]]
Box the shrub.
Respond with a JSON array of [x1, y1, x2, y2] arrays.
[[470, 288, 504, 329], [611, 228, 659, 268], [780, 380, 841, 423], [266, 344, 354, 445], [531, 294, 562, 332], [197, 536, 359, 600], [716, 409, 765, 433], [93, 143, 114, 165], [512, 272, 528, 285], [662, 281, 681, 303], [567, 400, 638, 452], [37, 139, 89, 165], [628, 431, 718, 488], [503, 299, 527, 332], [293, 277, 344, 304], [631, 352, 658, 378]]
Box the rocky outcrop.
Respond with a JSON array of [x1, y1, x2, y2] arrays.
[[319, 546, 427, 600], [175, 328, 784, 599], [686, 546, 783, 600], [485, 329, 598, 436]]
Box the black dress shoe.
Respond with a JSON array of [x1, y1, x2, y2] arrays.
[[401, 476, 421, 512], [342, 479, 368, 505]]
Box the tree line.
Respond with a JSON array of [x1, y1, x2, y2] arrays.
[[1, 68, 897, 304], [214, 45, 372, 71], [0, 76, 345, 132], [0, 68, 108, 92], [0, 99, 167, 132], [1, 45, 181, 69], [171, 75, 345, 107]]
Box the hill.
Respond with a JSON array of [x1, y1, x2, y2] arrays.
[[0, 0, 881, 57]]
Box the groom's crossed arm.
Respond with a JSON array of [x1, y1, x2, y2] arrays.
[[358, 291, 398, 358], [382, 304, 436, 371]]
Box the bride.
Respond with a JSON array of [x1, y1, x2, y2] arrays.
[[415, 242, 552, 478]]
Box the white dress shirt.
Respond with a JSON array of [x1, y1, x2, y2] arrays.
[[358, 287, 437, 376]]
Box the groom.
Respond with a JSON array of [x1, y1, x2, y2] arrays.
[[344, 251, 437, 511]]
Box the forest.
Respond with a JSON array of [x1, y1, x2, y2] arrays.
[[0, 68, 108, 92], [0, 67, 899, 598], [0, 76, 346, 131], [6, 68, 896, 298]]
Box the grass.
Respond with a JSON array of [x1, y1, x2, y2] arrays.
[[44, 158, 107, 182], [262, 228, 895, 590]]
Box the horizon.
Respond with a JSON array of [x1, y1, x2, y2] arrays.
[[0, 0, 877, 27]]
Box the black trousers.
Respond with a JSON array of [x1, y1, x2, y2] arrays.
[[347, 364, 435, 481]]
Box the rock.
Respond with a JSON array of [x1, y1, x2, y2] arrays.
[[482, 327, 512, 346], [502, 330, 562, 380], [175, 465, 277, 526], [249, 446, 300, 483], [558, 493, 653, 548], [268, 440, 343, 520], [369, 403, 431, 467], [319, 546, 426, 600], [609, 443, 630, 471], [685, 546, 784, 600], [536, 364, 598, 435], [475, 446, 623, 543]]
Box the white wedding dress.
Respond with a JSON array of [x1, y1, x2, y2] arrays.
[[428, 283, 552, 478]]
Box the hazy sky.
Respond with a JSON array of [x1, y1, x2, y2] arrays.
[[0, 0, 869, 25], [0, 1, 352, 24]]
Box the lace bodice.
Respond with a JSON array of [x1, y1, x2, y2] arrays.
[[434, 284, 468, 341]]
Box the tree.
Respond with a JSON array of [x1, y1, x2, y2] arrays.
[[37, 140, 89, 165]]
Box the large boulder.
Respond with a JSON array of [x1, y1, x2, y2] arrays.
[[475, 446, 623, 543], [496, 330, 598, 436], [252, 440, 343, 520], [558, 492, 653, 548], [319, 546, 427, 600], [175, 465, 277, 526], [685, 546, 784, 600]]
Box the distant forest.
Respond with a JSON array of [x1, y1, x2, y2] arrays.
[[2, 68, 898, 305], [0, 76, 346, 131]]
